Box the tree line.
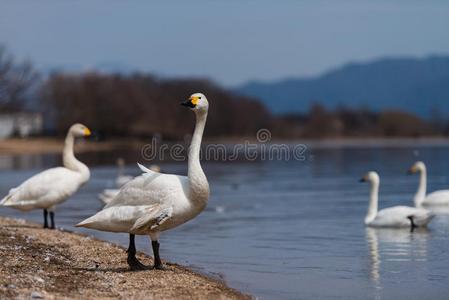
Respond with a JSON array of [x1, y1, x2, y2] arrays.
[[1, 45, 448, 140], [40, 73, 272, 139]]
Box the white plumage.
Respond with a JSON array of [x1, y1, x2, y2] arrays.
[[77, 93, 210, 270], [408, 161, 449, 207], [82, 163, 196, 234], [361, 171, 434, 228], [367, 206, 433, 228], [98, 162, 161, 205], [1, 123, 91, 228], [1, 168, 85, 211], [425, 190, 449, 206]]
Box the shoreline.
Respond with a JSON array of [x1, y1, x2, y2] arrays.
[[1, 136, 449, 155], [0, 217, 251, 300]]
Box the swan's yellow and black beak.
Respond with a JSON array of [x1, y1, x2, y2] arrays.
[[359, 177, 367, 183], [83, 127, 92, 137], [407, 166, 417, 175], [181, 95, 199, 108]]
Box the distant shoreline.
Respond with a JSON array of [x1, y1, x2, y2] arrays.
[[0, 217, 251, 300], [1, 137, 449, 155]]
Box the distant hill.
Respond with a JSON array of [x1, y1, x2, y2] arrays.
[[236, 56, 449, 118]]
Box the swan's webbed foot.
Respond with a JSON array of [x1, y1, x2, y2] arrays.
[[127, 253, 151, 271]]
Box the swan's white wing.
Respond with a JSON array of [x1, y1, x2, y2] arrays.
[[371, 206, 434, 227], [0, 167, 82, 211], [78, 172, 188, 233], [105, 172, 188, 209], [425, 190, 449, 206], [76, 204, 173, 234], [137, 163, 158, 175]]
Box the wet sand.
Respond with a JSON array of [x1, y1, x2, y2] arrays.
[[0, 217, 251, 300]]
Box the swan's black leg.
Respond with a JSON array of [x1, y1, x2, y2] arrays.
[[50, 212, 55, 229], [127, 234, 149, 271], [407, 216, 417, 232], [43, 209, 48, 229], [152, 240, 164, 270]]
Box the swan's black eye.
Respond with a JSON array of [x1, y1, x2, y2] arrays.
[[198, 97, 201, 99]]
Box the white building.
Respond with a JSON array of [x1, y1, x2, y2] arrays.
[[0, 112, 43, 139]]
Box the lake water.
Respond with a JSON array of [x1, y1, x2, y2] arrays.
[[2, 145, 449, 299]]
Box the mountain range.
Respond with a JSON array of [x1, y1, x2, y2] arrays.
[[236, 56, 449, 118]]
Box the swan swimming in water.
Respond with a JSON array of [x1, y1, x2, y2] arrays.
[[0, 123, 92, 229], [98, 158, 133, 204], [360, 171, 434, 229], [77, 93, 210, 270], [115, 158, 134, 188], [98, 164, 161, 205], [408, 161, 449, 207]]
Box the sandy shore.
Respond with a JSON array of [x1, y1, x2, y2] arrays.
[[0, 217, 251, 300]]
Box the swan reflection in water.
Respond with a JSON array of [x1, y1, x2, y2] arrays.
[[365, 227, 430, 289]]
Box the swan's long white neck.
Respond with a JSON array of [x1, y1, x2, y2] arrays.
[[187, 110, 209, 206], [365, 179, 379, 224], [63, 131, 90, 183], [414, 168, 427, 207]]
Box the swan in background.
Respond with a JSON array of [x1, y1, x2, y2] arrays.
[[115, 158, 133, 188], [98, 164, 161, 205], [1, 123, 91, 229], [77, 93, 210, 270], [360, 171, 434, 229], [408, 161, 449, 207]]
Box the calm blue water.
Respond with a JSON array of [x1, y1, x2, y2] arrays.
[[2, 145, 449, 299]]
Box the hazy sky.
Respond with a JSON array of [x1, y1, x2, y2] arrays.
[[1, 0, 449, 86]]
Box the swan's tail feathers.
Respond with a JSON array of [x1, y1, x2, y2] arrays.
[[75, 207, 133, 233], [75, 220, 91, 228], [0, 194, 13, 206], [75, 216, 96, 228], [0, 196, 9, 206], [1, 188, 20, 206], [137, 163, 157, 175]]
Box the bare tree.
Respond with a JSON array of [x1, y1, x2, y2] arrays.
[[0, 45, 37, 111]]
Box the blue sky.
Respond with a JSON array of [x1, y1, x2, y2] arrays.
[[1, 0, 449, 86]]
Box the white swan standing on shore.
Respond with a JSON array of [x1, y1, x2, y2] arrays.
[[408, 161, 449, 207], [0, 123, 92, 229], [360, 171, 434, 229], [77, 93, 210, 270], [98, 163, 161, 205]]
